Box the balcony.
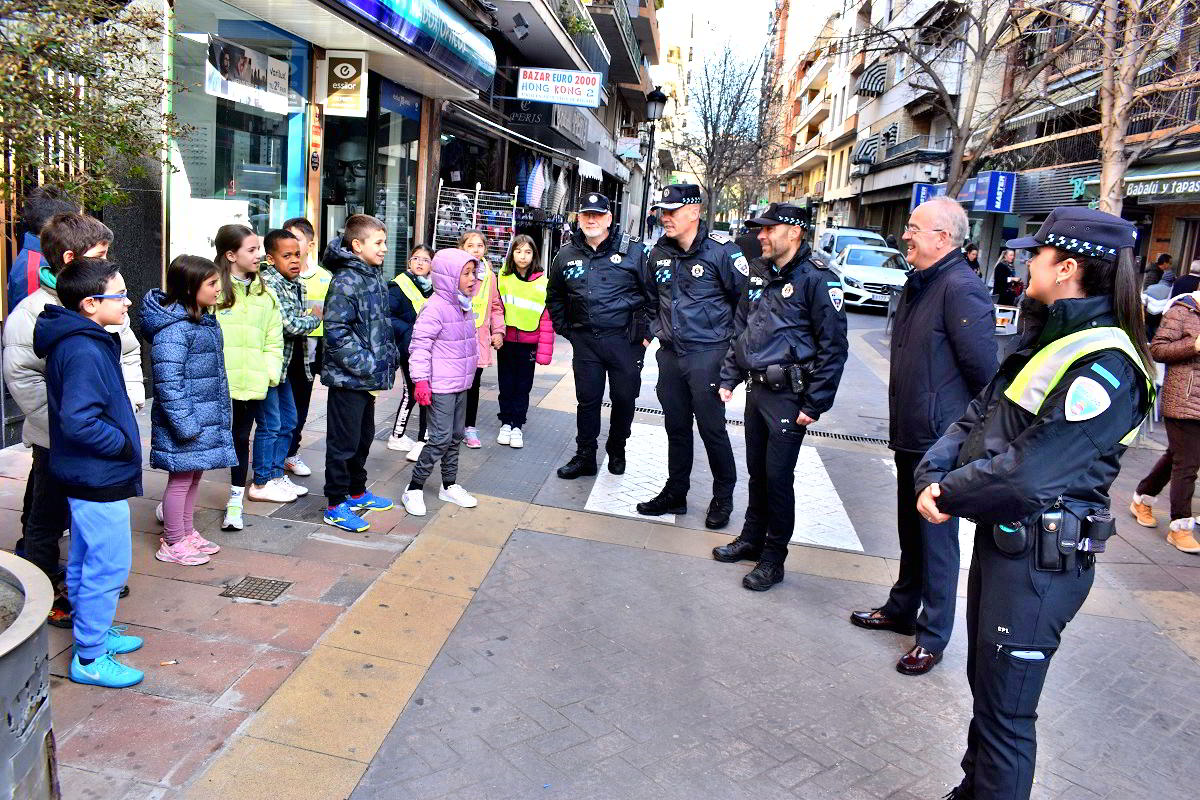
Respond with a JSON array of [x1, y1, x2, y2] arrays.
[[800, 55, 831, 95], [883, 133, 952, 160], [631, 0, 660, 64], [849, 50, 866, 76], [791, 138, 829, 172], [493, 0, 610, 75], [586, 0, 641, 84], [798, 95, 831, 129], [827, 112, 858, 146], [617, 63, 654, 120]]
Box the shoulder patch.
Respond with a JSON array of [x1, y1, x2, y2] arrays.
[[1065, 376, 1112, 421], [708, 230, 731, 244], [828, 286, 844, 312], [733, 253, 749, 276]]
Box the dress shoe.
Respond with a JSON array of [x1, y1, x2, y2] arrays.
[[942, 785, 974, 800], [742, 561, 784, 591], [636, 489, 686, 516], [607, 453, 626, 475], [896, 644, 942, 675], [849, 608, 916, 635], [712, 538, 762, 563], [557, 453, 598, 480], [705, 498, 733, 529]]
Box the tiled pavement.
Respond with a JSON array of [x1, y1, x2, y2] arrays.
[[6, 310, 1197, 798]]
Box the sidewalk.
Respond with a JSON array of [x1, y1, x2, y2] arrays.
[[7, 317, 1200, 799]]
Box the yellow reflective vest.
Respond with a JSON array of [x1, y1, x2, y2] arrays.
[[497, 270, 549, 332], [393, 273, 429, 314], [472, 265, 495, 329]]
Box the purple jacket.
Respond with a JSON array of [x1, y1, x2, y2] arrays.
[[409, 248, 480, 394]]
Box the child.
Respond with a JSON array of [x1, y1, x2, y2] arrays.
[[387, 245, 435, 458], [457, 229, 504, 449], [321, 214, 399, 532], [402, 249, 482, 516], [3, 212, 142, 627], [259, 229, 321, 499], [495, 235, 554, 448], [141, 256, 238, 565], [213, 224, 284, 530], [33, 257, 144, 687], [282, 216, 331, 477]]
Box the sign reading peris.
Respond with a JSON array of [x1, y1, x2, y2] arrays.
[[517, 67, 602, 108]]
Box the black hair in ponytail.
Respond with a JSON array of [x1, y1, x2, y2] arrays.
[[1057, 246, 1153, 375]]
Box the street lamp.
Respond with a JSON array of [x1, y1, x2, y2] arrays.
[[639, 86, 669, 239]]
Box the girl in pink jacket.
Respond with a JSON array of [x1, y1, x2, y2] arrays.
[[401, 249, 482, 517], [458, 230, 504, 449], [495, 235, 554, 449]]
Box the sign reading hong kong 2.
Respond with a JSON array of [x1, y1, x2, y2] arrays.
[[517, 67, 603, 108]]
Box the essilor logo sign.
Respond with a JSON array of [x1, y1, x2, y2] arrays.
[[333, 61, 358, 80]]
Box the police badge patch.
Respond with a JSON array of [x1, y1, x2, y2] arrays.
[[828, 286, 844, 312], [1065, 376, 1111, 421], [733, 254, 749, 276], [781, 283, 794, 298], [691, 264, 704, 278], [611, 254, 622, 263]]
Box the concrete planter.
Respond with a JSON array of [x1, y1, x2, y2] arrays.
[[0, 552, 58, 799]]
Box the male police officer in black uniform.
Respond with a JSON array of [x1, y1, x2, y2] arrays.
[[637, 184, 748, 529], [547, 192, 654, 479], [714, 202, 848, 590]]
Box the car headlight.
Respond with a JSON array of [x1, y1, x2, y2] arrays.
[[842, 276, 862, 289]]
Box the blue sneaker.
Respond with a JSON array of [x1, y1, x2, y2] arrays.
[[349, 490, 394, 512], [70, 653, 143, 688], [105, 626, 143, 655], [324, 502, 370, 532]]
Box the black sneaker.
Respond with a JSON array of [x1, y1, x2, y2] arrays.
[[742, 561, 785, 591], [557, 454, 598, 480], [636, 489, 687, 516], [705, 498, 733, 529]]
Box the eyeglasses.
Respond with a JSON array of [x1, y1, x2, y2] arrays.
[[903, 224, 945, 235], [88, 293, 128, 301], [410, 256, 432, 264], [336, 159, 368, 177]]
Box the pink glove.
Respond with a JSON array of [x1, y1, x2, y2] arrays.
[[414, 381, 432, 407]]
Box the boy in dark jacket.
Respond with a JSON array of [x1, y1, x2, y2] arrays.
[[321, 214, 400, 532], [33, 258, 145, 688]]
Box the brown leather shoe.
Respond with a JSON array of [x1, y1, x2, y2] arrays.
[[1130, 499, 1157, 528], [849, 608, 916, 635], [896, 644, 942, 675]]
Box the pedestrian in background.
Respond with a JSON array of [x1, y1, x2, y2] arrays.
[[993, 248, 1018, 304], [387, 244, 435, 459], [851, 196, 996, 676], [964, 242, 981, 277], [1144, 252, 1172, 289], [495, 234, 554, 449], [7, 185, 77, 313], [141, 256, 235, 566], [457, 229, 504, 450], [281, 216, 328, 480]]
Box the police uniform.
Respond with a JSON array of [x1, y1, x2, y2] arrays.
[[714, 203, 849, 590], [546, 193, 654, 478], [915, 208, 1153, 800], [638, 184, 749, 527]]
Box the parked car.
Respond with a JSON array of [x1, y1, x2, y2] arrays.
[[816, 227, 888, 261], [831, 245, 911, 309]]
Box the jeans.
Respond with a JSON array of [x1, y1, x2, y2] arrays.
[[497, 341, 536, 428], [324, 387, 375, 506], [66, 498, 132, 659], [411, 391, 467, 488], [253, 382, 297, 486]]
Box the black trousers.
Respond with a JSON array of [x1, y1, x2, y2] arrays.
[[958, 525, 1094, 800], [231, 399, 260, 488], [391, 355, 428, 441], [16, 444, 68, 581], [571, 331, 639, 456], [287, 344, 313, 458], [656, 346, 737, 500], [497, 341, 537, 428], [324, 387, 375, 506], [739, 386, 805, 564], [465, 367, 483, 428], [881, 449, 960, 653]]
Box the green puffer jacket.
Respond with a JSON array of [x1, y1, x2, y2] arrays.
[[216, 277, 283, 400]]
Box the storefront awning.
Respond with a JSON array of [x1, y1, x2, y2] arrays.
[[578, 158, 603, 180], [447, 103, 579, 163], [1002, 74, 1100, 130], [856, 61, 887, 97], [851, 134, 880, 165]]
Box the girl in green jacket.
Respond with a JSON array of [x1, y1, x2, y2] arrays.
[[213, 224, 283, 531]]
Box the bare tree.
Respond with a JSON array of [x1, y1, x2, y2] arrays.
[[669, 45, 781, 226]]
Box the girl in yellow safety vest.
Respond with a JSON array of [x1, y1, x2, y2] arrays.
[[495, 235, 555, 449], [386, 245, 435, 460], [458, 230, 505, 449]]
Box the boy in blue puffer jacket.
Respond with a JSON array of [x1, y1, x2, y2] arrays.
[[33, 257, 145, 689]]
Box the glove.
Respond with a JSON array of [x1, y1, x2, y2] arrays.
[[414, 380, 433, 407]]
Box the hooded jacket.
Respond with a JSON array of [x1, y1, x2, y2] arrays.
[[33, 304, 142, 501], [321, 240, 399, 391], [389, 269, 434, 357], [140, 290, 239, 473], [2, 267, 144, 449], [1150, 293, 1200, 420], [215, 275, 283, 401], [408, 249, 480, 394]]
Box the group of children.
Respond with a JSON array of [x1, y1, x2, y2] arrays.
[[6, 208, 556, 687]]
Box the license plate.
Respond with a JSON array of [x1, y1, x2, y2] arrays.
[[871, 293, 889, 302]]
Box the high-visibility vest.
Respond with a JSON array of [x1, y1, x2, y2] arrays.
[[497, 271, 548, 332], [1003, 326, 1153, 445], [301, 266, 332, 337], [393, 273, 429, 314], [471, 265, 494, 329]]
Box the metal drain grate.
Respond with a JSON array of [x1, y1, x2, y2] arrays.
[[603, 401, 892, 446], [220, 576, 292, 602]]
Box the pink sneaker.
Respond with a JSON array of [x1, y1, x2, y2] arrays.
[[186, 530, 220, 555], [464, 426, 482, 449], [155, 538, 210, 566]]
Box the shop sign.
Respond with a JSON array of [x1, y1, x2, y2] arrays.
[[380, 78, 422, 121], [504, 101, 588, 150], [553, 105, 588, 149], [973, 171, 1016, 213], [616, 137, 642, 160], [910, 182, 944, 210], [324, 51, 368, 117], [1126, 177, 1200, 199], [204, 35, 289, 114], [517, 67, 603, 109], [308, 105, 323, 175]]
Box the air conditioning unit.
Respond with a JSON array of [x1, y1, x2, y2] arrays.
[[849, 164, 869, 177]]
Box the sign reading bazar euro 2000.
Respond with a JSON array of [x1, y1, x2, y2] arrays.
[[517, 68, 602, 108]]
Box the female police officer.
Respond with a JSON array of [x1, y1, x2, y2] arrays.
[[913, 208, 1154, 800]]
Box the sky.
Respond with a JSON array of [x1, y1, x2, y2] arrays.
[[685, 0, 776, 53]]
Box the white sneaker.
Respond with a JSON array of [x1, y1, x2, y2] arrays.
[[406, 441, 425, 462], [247, 480, 295, 503], [284, 455, 312, 477], [497, 424, 512, 445], [155, 502, 164, 523], [402, 489, 427, 516], [388, 434, 416, 451], [509, 428, 524, 448], [279, 475, 308, 497], [438, 484, 478, 508], [222, 503, 244, 531]]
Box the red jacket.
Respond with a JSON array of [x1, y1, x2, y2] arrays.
[[501, 268, 555, 365]]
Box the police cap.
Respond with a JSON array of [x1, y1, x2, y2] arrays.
[[746, 202, 810, 229], [1007, 207, 1137, 262], [577, 193, 611, 213], [651, 183, 703, 210]]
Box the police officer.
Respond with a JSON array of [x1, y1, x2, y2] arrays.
[[637, 184, 748, 529], [547, 192, 654, 479], [914, 208, 1154, 800], [713, 202, 849, 591]]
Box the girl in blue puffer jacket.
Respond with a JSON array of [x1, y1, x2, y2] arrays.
[[140, 256, 239, 566]]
